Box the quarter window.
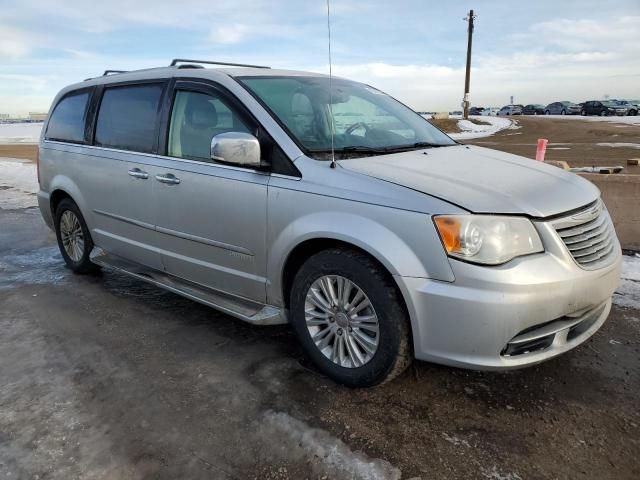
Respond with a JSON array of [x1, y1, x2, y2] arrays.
[[168, 90, 251, 162], [45, 91, 90, 143], [95, 84, 163, 153]]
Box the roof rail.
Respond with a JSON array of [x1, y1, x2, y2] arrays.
[[170, 58, 270, 69], [103, 70, 128, 76]]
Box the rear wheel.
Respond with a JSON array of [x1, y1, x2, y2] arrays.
[[289, 248, 411, 387], [54, 198, 99, 274]]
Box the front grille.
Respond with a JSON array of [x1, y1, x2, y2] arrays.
[[552, 200, 616, 270]]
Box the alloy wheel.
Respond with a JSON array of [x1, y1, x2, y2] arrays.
[[304, 275, 379, 368], [60, 210, 85, 262]]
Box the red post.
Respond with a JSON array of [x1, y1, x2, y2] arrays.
[[535, 138, 548, 161]]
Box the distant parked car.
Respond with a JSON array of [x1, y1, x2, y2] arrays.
[[522, 104, 545, 115], [497, 105, 523, 116], [544, 101, 581, 115], [613, 100, 638, 116], [469, 106, 486, 115], [581, 100, 629, 117]]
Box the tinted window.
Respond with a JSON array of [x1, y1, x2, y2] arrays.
[[168, 90, 251, 162], [95, 84, 163, 153], [45, 91, 90, 143]]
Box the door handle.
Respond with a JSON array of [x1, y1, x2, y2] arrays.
[[128, 168, 149, 179], [155, 173, 181, 185]]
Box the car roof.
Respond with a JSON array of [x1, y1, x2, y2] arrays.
[[59, 65, 332, 97]]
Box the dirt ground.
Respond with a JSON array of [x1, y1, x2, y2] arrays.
[[1, 119, 639, 479], [0, 144, 38, 162], [1, 210, 639, 480], [466, 116, 640, 174]]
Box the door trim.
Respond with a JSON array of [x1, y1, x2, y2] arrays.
[[156, 225, 254, 256], [95, 208, 253, 255]]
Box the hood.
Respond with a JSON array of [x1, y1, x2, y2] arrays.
[[339, 145, 599, 218]]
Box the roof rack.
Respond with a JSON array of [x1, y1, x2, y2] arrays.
[[103, 70, 128, 76], [170, 58, 270, 69]]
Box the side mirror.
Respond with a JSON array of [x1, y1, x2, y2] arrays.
[[211, 132, 261, 168]]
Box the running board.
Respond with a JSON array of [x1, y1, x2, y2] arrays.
[[90, 248, 285, 325]]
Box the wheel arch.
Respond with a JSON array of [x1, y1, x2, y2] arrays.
[[47, 175, 93, 229], [280, 237, 416, 354], [50, 188, 73, 216], [281, 237, 402, 311]]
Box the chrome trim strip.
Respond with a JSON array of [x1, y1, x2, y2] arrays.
[[94, 209, 253, 255], [155, 225, 254, 256], [89, 247, 284, 325], [94, 209, 155, 231]]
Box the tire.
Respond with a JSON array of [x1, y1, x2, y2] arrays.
[[581, 110, 586, 116], [289, 248, 411, 387], [54, 198, 100, 274], [629, 109, 637, 116], [600, 110, 608, 117], [545, 110, 550, 115]]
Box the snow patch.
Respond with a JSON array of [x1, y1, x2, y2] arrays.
[[481, 466, 523, 480], [0, 123, 42, 144], [539, 115, 640, 126], [449, 116, 513, 140], [258, 411, 401, 480], [613, 254, 640, 310], [442, 432, 471, 448], [596, 142, 640, 149], [0, 159, 39, 209]]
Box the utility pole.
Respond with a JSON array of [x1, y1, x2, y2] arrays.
[[463, 9, 476, 119]]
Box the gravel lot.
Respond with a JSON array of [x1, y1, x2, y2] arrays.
[[466, 116, 640, 174], [1, 117, 639, 479]]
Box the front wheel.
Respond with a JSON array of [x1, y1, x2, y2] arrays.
[[54, 198, 100, 274], [289, 249, 411, 387], [545, 110, 550, 115]]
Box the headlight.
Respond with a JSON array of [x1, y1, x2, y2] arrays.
[[433, 215, 544, 265]]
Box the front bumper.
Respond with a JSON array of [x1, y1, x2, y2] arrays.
[[397, 218, 622, 370]]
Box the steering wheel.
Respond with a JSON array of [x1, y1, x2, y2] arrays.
[[344, 122, 370, 135]]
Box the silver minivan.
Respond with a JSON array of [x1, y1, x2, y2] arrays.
[[38, 59, 622, 387]]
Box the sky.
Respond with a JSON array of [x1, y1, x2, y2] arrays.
[[0, 0, 639, 115]]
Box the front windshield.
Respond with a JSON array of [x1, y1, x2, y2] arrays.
[[237, 76, 456, 159]]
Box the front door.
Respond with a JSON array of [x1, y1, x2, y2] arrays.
[[152, 82, 269, 302]]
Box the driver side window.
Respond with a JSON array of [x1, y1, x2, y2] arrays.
[[168, 90, 251, 162]]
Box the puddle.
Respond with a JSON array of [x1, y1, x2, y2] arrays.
[[0, 246, 67, 289]]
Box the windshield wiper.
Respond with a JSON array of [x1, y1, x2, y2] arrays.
[[408, 141, 451, 149], [308, 146, 391, 155], [309, 142, 453, 158]]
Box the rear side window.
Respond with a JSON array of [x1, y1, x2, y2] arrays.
[[45, 91, 90, 143], [95, 83, 163, 153]]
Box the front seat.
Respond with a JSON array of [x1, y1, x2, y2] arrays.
[[180, 95, 218, 160]]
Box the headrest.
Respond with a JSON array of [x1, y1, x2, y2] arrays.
[[185, 95, 218, 128]]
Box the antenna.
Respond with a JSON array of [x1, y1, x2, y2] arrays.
[[326, 0, 337, 169]]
